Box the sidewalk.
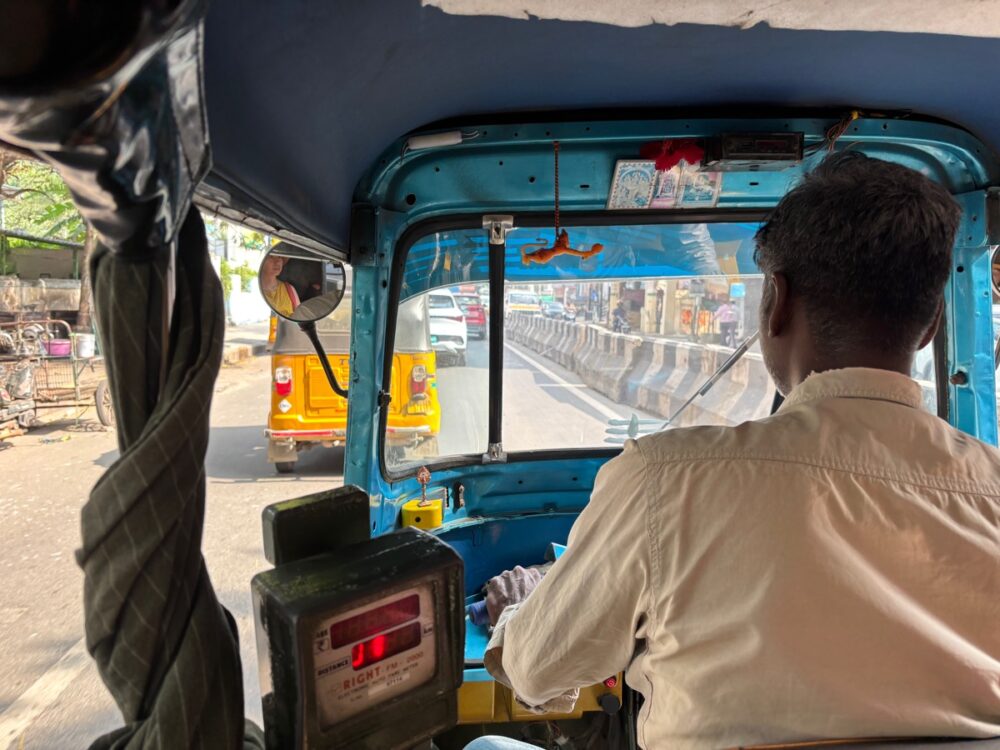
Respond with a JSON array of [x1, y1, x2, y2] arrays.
[[222, 321, 270, 365], [17, 322, 269, 429]]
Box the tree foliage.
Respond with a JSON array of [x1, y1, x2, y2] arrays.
[[1, 151, 86, 244], [218, 259, 258, 301], [203, 217, 268, 253]]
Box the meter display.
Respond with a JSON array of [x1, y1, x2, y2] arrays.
[[314, 585, 437, 726], [253, 523, 464, 750], [330, 592, 421, 648], [351, 621, 420, 669]]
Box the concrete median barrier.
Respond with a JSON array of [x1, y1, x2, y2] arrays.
[[632, 340, 773, 427], [508, 313, 774, 426], [507, 313, 942, 428], [554, 320, 584, 368]]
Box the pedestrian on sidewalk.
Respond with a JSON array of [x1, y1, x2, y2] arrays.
[[714, 299, 738, 347]]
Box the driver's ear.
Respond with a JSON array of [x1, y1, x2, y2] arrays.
[[767, 272, 791, 337], [917, 297, 944, 350]]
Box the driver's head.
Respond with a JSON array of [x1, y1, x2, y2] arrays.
[[754, 151, 961, 394]]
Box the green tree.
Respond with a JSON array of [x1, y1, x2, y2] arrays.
[[1, 151, 86, 243], [1, 149, 93, 329], [203, 217, 268, 257], [217, 258, 258, 301]]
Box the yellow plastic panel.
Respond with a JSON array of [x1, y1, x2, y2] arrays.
[[457, 680, 496, 723], [456, 676, 622, 724], [402, 498, 444, 529]]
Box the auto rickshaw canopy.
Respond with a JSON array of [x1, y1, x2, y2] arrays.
[[196, 1, 1000, 257]]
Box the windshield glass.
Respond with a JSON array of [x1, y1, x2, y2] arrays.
[[386, 221, 939, 469], [501, 222, 773, 452]]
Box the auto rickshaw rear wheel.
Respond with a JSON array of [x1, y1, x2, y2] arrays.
[[95, 380, 115, 427]]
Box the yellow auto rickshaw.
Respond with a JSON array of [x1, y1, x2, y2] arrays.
[[384, 292, 443, 464], [267, 256, 441, 472]]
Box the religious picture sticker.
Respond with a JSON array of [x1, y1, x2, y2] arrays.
[[677, 170, 723, 208], [607, 160, 657, 209], [650, 166, 682, 208]]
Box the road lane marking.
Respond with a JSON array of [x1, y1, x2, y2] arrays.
[[0, 638, 90, 750], [503, 343, 622, 421]]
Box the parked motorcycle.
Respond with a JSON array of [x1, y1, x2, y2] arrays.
[[613, 318, 632, 334]]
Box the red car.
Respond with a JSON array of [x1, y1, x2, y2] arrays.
[[454, 293, 487, 339]]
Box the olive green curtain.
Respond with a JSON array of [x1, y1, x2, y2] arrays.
[[78, 209, 263, 749]]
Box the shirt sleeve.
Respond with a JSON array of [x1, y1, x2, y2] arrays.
[[499, 440, 653, 707]]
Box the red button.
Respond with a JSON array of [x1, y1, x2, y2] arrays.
[[604, 676, 618, 688]]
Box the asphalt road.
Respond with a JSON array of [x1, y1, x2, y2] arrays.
[[0, 332, 660, 749], [429, 336, 657, 460], [0, 355, 344, 749]]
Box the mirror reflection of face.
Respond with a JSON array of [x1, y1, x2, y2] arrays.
[[261, 254, 287, 285]]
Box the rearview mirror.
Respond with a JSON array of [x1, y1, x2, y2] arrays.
[[258, 242, 346, 323]]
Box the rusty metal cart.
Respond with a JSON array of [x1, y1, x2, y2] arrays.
[[0, 318, 114, 428]]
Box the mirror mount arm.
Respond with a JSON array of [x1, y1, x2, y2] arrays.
[[298, 321, 348, 398]]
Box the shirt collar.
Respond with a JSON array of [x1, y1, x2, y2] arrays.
[[778, 367, 925, 412]]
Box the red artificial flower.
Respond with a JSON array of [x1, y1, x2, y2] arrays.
[[639, 139, 704, 171]]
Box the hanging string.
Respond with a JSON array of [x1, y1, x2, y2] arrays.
[[553, 141, 560, 236], [521, 139, 604, 265]]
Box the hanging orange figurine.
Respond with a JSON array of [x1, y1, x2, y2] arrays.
[[521, 141, 605, 265]]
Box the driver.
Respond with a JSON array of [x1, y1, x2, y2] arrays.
[[469, 153, 1000, 750]]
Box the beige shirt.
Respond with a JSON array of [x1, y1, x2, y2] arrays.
[[492, 368, 1000, 749]]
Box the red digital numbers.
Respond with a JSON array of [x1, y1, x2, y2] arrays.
[[351, 622, 422, 670], [330, 593, 420, 649]]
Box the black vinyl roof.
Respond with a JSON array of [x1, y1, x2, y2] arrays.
[[198, 1, 1000, 252]]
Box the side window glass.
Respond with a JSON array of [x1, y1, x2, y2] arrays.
[[385, 229, 490, 471]]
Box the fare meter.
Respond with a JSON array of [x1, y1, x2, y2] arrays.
[[253, 526, 464, 749]]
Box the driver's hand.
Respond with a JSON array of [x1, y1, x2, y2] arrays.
[[484, 565, 549, 626]]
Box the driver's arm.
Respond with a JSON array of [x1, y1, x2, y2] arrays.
[[499, 441, 653, 707]]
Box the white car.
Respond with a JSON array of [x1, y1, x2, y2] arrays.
[[428, 291, 468, 366]]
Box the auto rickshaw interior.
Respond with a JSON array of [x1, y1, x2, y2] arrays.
[[249, 113, 999, 750], [357, 115, 998, 513], [7, 4, 1000, 749]]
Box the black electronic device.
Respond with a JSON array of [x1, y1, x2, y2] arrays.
[[253, 526, 465, 749], [262, 485, 371, 566], [704, 132, 804, 171]]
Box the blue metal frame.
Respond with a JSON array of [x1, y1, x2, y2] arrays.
[[945, 190, 999, 444], [344, 115, 1000, 539]]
